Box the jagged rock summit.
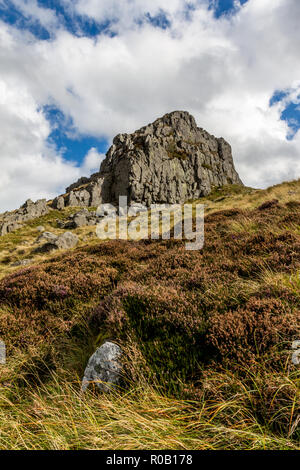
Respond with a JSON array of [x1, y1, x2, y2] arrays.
[[0, 111, 243, 236], [53, 110, 243, 209]]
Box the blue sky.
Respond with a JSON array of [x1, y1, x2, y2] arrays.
[[0, 0, 299, 210], [270, 89, 300, 141]]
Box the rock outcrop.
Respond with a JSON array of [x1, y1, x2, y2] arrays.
[[0, 199, 49, 236], [0, 111, 243, 236], [52, 111, 243, 209]]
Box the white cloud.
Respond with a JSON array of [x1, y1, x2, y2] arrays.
[[0, 72, 101, 210], [0, 0, 300, 211], [11, 0, 59, 31], [80, 147, 105, 176]]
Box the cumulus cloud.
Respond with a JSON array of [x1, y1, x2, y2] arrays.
[[0, 0, 299, 211], [0, 70, 101, 210]]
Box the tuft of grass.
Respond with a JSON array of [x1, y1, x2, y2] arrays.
[[0, 363, 298, 450]]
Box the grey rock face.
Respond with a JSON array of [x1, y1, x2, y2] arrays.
[[52, 196, 65, 210], [128, 202, 148, 217], [81, 341, 122, 392], [53, 111, 243, 209], [101, 111, 242, 206], [34, 231, 78, 253], [0, 199, 49, 236]]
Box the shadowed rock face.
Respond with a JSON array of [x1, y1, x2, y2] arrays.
[[53, 111, 243, 209]]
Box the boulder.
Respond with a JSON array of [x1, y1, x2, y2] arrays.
[[72, 209, 89, 228], [11, 259, 32, 267], [56, 209, 99, 229], [55, 232, 79, 250], [81, 341, 122, 392], [0, 221, 23, 235], [34, 231, 78, 253], [35, 231, 58, 244]]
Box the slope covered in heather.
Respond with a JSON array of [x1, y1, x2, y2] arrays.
[[0, 180, 299, 449]]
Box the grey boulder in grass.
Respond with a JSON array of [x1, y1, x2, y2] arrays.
[[81, 341, 123, 392], [34, 231, 79, 253]]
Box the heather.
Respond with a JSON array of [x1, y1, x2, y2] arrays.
[[0, 182, 299, 449]]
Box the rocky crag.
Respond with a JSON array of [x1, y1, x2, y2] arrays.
[[0, 111, 243, 235], [0, 199, 49, 236], [52, 110, 242, 210]]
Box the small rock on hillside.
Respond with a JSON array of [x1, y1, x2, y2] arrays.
[[81, 341, 123, 392], [34, 231, 78, 253]]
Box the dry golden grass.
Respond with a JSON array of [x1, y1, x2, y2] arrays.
[[0, 179, 300, 450], [0, 363, 299, 451]]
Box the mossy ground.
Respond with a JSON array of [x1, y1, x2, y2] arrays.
[[0, 180, 299, 450]]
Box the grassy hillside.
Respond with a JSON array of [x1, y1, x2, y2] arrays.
[[0, 180, 299, 450]]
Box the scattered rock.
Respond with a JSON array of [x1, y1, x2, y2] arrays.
[[55, 232, 79, 250], [36, 226, 45, 232], [57, 209, 100, 229], [11, 259, 32, 267], [34, 231, 78, 253], [35, 231, 58, 244], [81, 341, 122, 392]]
